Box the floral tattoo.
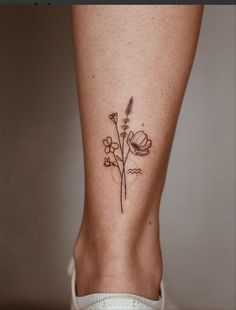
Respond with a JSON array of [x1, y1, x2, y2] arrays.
[[103, 97, 152, 213]]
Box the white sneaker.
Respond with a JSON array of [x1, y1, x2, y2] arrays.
[[68, 259, 165, 310]]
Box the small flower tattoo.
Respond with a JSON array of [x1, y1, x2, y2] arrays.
[[103, 136, 119, 154], [103, 97, 152, 213], [104, 157, 117, 167], [109, 112, 118, 124]]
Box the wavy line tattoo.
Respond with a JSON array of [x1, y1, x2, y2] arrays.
[[127, 168, 142, 174], [103, 97, 152, 213]]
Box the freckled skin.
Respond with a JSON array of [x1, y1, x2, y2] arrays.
[[72, 5, 203, 299]]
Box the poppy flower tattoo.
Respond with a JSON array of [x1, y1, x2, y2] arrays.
[[103, 97, 152, 213], [127, 131, 152, 156]]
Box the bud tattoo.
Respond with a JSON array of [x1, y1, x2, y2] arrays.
[[103, 97, 152, 213]]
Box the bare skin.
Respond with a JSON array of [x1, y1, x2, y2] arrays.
[[72, 5, 203, 299]]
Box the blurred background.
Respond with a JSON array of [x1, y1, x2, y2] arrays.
[[0, 5, 235, 310]]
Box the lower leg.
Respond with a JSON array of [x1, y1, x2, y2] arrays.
[[72, 5, 203, 299]]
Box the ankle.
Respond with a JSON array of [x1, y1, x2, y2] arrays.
[[73, 219, 163, 299]]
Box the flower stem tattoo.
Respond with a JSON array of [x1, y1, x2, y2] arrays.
[[103, 97, 152, 213]]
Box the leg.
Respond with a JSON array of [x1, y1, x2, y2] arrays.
[[72, 5, 203, 299]]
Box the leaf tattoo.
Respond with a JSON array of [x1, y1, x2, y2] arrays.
[[103, 97, 152, 213]]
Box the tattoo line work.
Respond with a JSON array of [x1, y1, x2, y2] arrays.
[[127, 168, 142, 174], [103, 97, 152, 213]]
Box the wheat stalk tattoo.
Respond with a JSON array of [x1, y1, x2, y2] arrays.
[[103, 97, 152, 213]]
